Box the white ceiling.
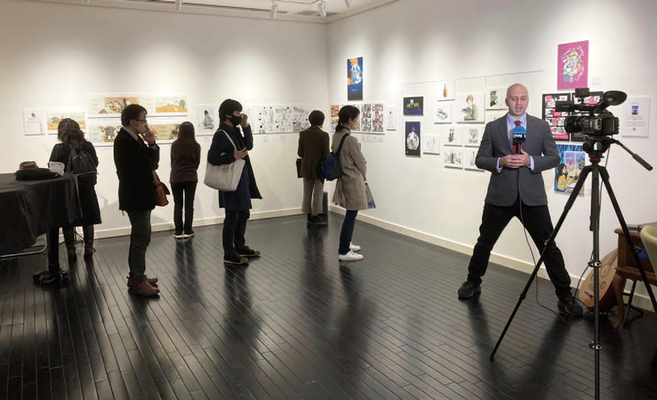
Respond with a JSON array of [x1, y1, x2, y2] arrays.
[[29, 0, 398, 23]]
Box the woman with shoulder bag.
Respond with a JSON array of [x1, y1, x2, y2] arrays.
[[332, 105, 368, 262], [49, 118, 101, 262], [207, 99, 262, 265], [170, 122, 201, 239]]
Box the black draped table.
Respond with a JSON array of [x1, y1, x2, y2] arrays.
[[0, 173, 81, 256]]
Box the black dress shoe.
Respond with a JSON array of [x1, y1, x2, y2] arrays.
[[558, 294, 584, 318], [224, 252, 248, 265], [237, 246, 261, 258], [458, 281, 481, 299]]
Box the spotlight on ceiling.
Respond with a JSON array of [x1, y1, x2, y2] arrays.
[[344, 0, 351, 8], [317, 0, 327, 17], [174, 0, 182, 11], [271, 1, 278, 19]]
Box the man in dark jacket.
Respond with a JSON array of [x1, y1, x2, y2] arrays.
[[208, 99, 262, 265], [298, 110, 329, 227], [114, 104, 160, 296]]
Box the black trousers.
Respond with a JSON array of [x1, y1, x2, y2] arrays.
[[171, 181, 197, 234], [223, 210, 250, 256], [467, 200, 572, 299], [127, 210, 152, 282]]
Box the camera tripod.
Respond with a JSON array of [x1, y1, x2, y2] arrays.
[[489, 136, 657, 400]]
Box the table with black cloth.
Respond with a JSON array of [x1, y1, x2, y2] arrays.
[[0, 173, 81, 257]]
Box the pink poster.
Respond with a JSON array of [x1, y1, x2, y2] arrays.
[[557, 40, 588, 90]]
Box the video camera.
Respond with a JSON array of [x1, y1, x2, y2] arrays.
[[555, 88, 627, 136]]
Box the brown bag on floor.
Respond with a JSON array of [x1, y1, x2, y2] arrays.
[[152, 171, 170, 207]]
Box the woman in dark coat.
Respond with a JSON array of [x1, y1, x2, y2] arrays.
[[170, 122, 201, 239], [49, 118, 102, 260], [207, 99, 262, 265]]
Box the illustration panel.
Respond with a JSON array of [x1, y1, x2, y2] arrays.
[[443, 147, 462, 168], [443, 125, 462, 145], [434, 101, 453, 124], [436, 80, 455, 101], [558, 40, 589, 90], [405, 121, 421, 156], [46, 109, 87, 134], [486, 87, 507, 110], [423, 134, 441, 155], [464, 125, 484, 146], [196, 104, 217, 136], [454, 93, 484, 123], [555, 144, 585, 195], [87, 119, 122, 145], [403, 96, 424, 116], [347, 57, 363, 101], [464, 148, 482, 171]]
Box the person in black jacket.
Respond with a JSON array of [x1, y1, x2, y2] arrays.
[[48, 118, 101, 265], [114, 104, 160, 297], [207, 99, 262, 265]]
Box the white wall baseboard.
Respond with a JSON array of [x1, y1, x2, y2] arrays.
[[94, 208, 303, 239], [332, 206, 657, 312]]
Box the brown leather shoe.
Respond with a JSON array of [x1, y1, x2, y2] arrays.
[[126, 276, 159, 288], [129, 281, 160, 297]]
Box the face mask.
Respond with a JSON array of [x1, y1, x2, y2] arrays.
[[230, 115, 242, 126]]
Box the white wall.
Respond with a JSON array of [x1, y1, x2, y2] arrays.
[[328, 0, 657, 286], [0, 0, 328, 236]]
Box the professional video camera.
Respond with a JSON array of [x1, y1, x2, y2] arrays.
[[555, 88, 627, 136]]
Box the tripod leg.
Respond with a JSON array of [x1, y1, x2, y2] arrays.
[[490, 166, 592, 360], [598, 167, 657, 314]]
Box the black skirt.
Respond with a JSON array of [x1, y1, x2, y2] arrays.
[[71, 185, 102, 226]]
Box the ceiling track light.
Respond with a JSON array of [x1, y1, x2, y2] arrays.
[[317, 0, 326, 17], [344, 0, 351, 8], [271, 0, 278, 19], [174, 0, 182, 11]]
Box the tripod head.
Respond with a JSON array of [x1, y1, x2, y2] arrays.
[[580, 135, 652, 171]]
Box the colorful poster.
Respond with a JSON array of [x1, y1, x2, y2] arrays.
[[543, 93, 571, 141], [455, 93, 484, 123], [46, 109, 87, 134], [149, 121, 183, 142], [88, 96, 140, 117], [403, 96, 424, 116], [405, 121, 420, 156], [555, 144, 585, 195], [372, 103, 385, 133], [196, 104, 217, 136], [360, 103, 372, 132], [558, 40, 589, 90], [347, 57, 363, 101]]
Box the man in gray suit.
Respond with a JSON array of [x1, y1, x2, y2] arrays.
[[458, 83, 583, 317]]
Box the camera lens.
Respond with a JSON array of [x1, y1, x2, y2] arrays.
[[564, 116, 588, 134]]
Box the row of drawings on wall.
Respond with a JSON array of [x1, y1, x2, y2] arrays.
[[329, 103, 391, 134], [24, 96, 315, 145], [404, 121, 486, 171]]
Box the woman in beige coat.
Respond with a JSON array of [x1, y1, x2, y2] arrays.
[[333, 105, 368, 261]]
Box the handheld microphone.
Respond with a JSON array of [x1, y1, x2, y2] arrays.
[[512, 125, 526, 154]]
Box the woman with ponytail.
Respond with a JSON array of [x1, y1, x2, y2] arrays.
[[332, 105, 368, 261]]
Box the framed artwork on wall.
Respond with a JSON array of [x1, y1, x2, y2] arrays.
[[403, 96, 424, 116], [454, 93, 484, 123], [405, 121, 421, 156], [347, 57, 363, 101]]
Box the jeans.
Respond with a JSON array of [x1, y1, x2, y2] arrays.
[[467, 201, 572, 299], [339, 210, 358, 255], [127, 210, 152, 283], [302, 178, 324, 215], [172, 181, 197, 233], [223, 210, 250, 256]]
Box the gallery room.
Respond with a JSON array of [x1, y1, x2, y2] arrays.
[[1, 0, 656, 398]]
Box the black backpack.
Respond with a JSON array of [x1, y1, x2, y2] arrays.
[[317, 133, 349, 181], [66, 144, 97, 186]]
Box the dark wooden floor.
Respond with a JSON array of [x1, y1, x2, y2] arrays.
[[1, 213, 656, 400]]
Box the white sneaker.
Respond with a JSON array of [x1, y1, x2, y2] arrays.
[[338, 250, 364, 261], [349, 243, 361, 252]]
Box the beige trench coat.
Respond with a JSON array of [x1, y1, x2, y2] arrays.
[[331, 129, 368, 210]]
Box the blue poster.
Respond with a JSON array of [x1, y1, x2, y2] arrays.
[[347, 57, 363, 101], [555, 144, 585, 195]]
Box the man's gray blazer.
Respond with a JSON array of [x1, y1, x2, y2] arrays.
[[475, 114, 560, 207]]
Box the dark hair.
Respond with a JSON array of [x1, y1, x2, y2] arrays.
[[336, 105, 360, 133], [218, 99, 243, 122], [171, 122, 200, 165], [308, 110, 325, 126], [57, 118, 85, 144], [557, 163, 567, 177], [121, 104, 147, 126]]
